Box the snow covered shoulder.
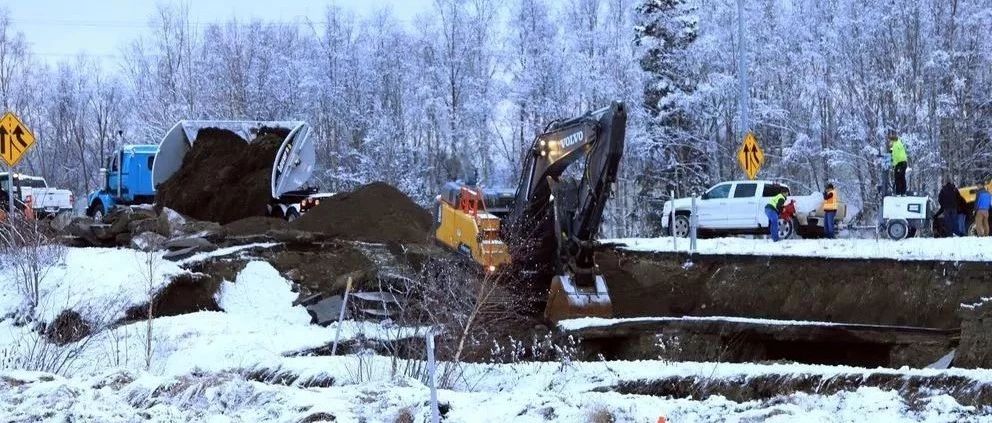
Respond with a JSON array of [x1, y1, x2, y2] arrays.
[[609, 237, 992, 262]]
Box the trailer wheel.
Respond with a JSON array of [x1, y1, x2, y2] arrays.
[[285, 208, 300, 222], [886, 219, 909, 240]]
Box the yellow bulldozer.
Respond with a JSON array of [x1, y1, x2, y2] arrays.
[[434, 102, 627, 323]]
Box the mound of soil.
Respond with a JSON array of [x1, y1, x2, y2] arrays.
[[290, 182, 432, 244], [156, 127, 288, 224], [45, 310, 91, 345], [223, 216, 290, 237]]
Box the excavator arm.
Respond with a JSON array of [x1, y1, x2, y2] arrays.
[[507, 101, 627, 322]]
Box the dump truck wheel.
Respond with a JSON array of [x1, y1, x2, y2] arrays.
[[86, 201, 104, 220]]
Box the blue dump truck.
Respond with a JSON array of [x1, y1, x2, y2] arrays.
[[86, 145, 158, 219], [86, 120, 323, 220]]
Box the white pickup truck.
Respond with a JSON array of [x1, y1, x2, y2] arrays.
[[660, 180, 846, 239], [0, 173, 74, 218]]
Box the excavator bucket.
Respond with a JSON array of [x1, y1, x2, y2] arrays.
[[152, 120, 315, 198], [544, 274, 613, 323]]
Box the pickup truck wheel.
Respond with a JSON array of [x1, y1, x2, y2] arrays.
[[670, 214, 691, 238], [778, 217, 797, 240]]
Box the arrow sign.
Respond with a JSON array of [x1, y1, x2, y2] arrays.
[[736, 132, 764, 180], [0, 112, 36, 167], [13, 126, 27, 148]]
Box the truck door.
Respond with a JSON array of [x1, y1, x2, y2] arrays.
[[698, 182, 733, 228], [727, 182, 759, 227], [108, 152, 122, 196]]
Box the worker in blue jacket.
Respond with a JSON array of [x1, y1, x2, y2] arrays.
[[976, 186, 991, 236]]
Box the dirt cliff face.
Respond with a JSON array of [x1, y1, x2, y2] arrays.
[[598, 249, 992, 329]]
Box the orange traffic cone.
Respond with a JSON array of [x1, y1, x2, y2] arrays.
[[657, 417, 667, 423]]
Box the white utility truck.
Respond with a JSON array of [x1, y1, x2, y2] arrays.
[[0, 172, 74, 218], [661, 180, 846, 239]]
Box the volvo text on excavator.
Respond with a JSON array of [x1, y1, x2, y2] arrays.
[[433, 101, 626, 323]]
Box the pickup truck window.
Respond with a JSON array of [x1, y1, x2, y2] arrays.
[[734, 183, 757, 198], [703, 183, 732, 200], [762, 184, 790, 197]]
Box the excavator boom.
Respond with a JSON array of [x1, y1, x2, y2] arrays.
[[507, 101, 627, 322]]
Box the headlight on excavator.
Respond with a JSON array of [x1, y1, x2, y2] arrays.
[[488, 265, 496, 273]]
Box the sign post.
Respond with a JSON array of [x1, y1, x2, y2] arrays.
[[736, 132, 764, 180], [0, 112, 37, 214], [426, 333, 440, 423], [330, 277, 353, 356]]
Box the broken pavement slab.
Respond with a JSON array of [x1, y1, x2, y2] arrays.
[[162, 236, 218, 261], [131, 231, 168, 252]]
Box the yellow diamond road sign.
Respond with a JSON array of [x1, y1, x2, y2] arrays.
[[0, 112, 35, 167], [736, 132, 764, 180]]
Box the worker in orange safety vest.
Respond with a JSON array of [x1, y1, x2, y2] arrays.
[[822, 183, 839, 239]]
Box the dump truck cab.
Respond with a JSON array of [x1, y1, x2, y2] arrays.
[[86, 144, 158, 218]]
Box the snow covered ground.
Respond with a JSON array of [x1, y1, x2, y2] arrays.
[[609, 237, 992, 261], [0, 247, 990, 422], [1, 365, 985, 422], [557, 315, 941, 332]]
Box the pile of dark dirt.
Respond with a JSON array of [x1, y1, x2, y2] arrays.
[[290, 182, 432, 244], [122, 260, 244, 322], [45, 310, 91, 345], [156, 127, 287, 224], [269, 246, 372, 295], [223, 216, 290, 237]]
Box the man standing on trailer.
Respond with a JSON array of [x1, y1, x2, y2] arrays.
[[888, 130, 908, 195]]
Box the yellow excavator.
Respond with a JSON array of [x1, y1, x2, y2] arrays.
[[434, 102, 627, 323], [434, 184, 513, 273]]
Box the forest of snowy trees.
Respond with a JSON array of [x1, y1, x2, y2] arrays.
[[0, 0, 990, 236]]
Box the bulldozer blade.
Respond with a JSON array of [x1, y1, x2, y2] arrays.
[[544, 274, 613, 324]]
